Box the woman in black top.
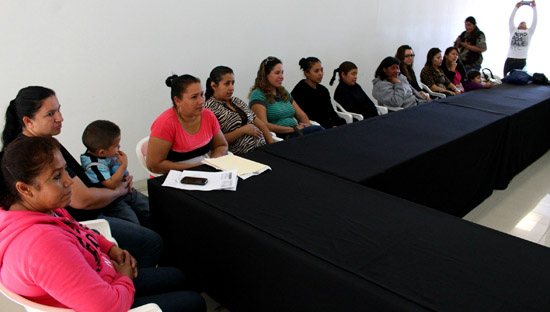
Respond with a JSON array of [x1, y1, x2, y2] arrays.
[[291, 57, 346, 128], [329, 61, 378, 120], [395, 45, 431, 101], [441, 46, 467, 93]]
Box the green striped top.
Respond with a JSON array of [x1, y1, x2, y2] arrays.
[[249, 88, 297, 127]]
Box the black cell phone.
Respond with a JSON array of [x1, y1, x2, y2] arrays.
[[180, 176, 208, 185]]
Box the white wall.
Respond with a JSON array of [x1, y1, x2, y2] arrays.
[[1, 0, 547, 180]]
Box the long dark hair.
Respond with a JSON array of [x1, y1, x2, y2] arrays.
[[2, 86, 56, 149], [375, 57, 400, 80], [395, 45, 414, 82], [165, 74, 201, 107], [1, 136, 60, 208], [425, 48, 442, 68], [248, 56, 289, 103], [205, 66, 234, 100], [329, 61, 357, 86]]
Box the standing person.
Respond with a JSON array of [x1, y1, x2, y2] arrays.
[[147, 74, 228, 174], [455, 16, 487, 72], [395, 45, 430, 101], [504, 1, 537, 76], [329, 61, 379, 120], [205, 66, 273, 154], [291, 57, 346, 128], [420, 48, 460, 97], [249, 56, 324, 139], [372, 57, 427, 109], [0, 136, 206, 312], [1, 86, 162, 268], [441, 47, 467, 93]]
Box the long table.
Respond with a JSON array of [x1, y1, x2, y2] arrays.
[[149, 151, 550, 311], [149, 84, 550, 311], [438, 83, 550, 188], [261, 102, 508, 217], [260, 84, 550, 216]]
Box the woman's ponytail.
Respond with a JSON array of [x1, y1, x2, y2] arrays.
[[2, 100, 23, 149], [204, 77, 214, 101], [329, 68, 339, 86], [1, 86, 55, 150]]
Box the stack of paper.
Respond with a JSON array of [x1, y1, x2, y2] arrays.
[[162, 169, 238, 191], [202, 154, 271, 179]]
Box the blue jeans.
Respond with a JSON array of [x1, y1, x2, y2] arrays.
[[132, 267, 206, 312], [103, 216, 163, 268], [286, 125, 325, 139], [102, 187, 150, 227]]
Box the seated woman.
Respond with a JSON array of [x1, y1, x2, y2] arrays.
[[420, 48, 461, 97], [372, 57, 427, 109], [291, 57, 346, 128], [205, 66, 273, 154], [329, 61, 378, 119], [2, 86, 162, 268], [147, 74, 228, 174], [249, 56, 324, 139], [441, 46, 466, 93], [464, 70, 494, 92], [395, 45, 431, 101], [0, 136, 205, 312]]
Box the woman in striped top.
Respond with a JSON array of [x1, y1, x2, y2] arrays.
[[205, 66, 273, 154], [249, 56, 324, 139]]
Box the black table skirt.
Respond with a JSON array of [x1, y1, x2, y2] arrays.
[[260, 103, 509, 216], [149, 151, 550, 312], [438, 84, 550, 188]]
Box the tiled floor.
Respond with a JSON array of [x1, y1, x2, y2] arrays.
[[3, 151, 550, 311], [463, 149, 550, 246]]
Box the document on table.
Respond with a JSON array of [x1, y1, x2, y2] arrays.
[[202, 154, 271, 179], [162, 169, 238, 191]]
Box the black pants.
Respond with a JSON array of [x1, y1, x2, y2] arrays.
[[132, 267, 206, 312], [503, 58, 526, 77]]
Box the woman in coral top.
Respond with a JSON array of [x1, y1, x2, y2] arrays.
[[147, 74, 228, 175], [0, 136, 205, 312]]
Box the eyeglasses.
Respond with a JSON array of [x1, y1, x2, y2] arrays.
[[404, 54, 415, 58]]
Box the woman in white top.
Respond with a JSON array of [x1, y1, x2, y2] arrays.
[[504, 1, 537, 76]]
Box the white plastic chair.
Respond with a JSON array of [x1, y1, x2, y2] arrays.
[[333, 102, 366, 122], [377, 102, 403, 112], [419, 82, 446, 99], [270, 132, 284, 142], [0, 218, 162, 312], [81, 219, 117, 245], [0, 282, 162, 312], [135, 137, 161, 178]]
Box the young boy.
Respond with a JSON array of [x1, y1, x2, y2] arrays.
[[464, 70, 494, 92], [80, 120, 150, 226]]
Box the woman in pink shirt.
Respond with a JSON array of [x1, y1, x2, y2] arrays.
[[147, 74, 228, 175], [441, 47, 467, 93], [0, 136, 205, 312]]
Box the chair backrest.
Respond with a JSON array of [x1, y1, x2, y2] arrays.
[[135, 137, 161, 178], [1, 278, 162, 312], [1, 280, 72, 312], [332, 101, 366, 120]]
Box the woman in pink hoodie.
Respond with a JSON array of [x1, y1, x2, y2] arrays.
[[0, 136, 205, 312]]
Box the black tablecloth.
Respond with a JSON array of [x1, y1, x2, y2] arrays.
[[149, 151, 550, 311], [260, 102, 509, 216], [438, 84, 550, 188]]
